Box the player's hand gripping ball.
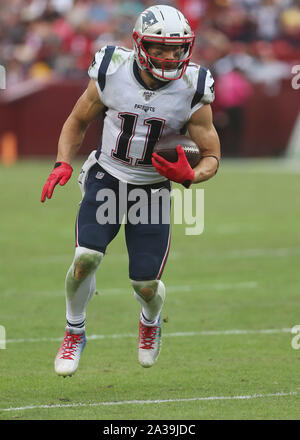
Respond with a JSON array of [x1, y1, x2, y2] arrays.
[[152, 134, 201, 188]]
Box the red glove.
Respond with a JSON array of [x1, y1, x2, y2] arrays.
[[152, 145, 195, 188], [41, 162, 73, 203]]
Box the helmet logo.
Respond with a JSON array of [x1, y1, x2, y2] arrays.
[[141, 10, 158, 32]]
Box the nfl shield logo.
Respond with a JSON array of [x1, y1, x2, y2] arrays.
[[143, 91, 155, 101], [96, 171, 105, 180]]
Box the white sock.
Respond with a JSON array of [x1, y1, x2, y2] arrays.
[[65, 247, 102, 326], [66, 273, 96, 326], [134, 280, 165, 324]]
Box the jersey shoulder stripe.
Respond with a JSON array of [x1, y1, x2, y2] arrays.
[[88, 45, 132, 92], [98, 45, 116, 91], [191, 66, 208, 108], [189, 64, 215, 109]]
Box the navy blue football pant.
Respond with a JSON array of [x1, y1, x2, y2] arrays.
[[76, 163, 171, 281]]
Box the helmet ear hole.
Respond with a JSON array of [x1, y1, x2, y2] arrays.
[[183, 43, 189, 52]]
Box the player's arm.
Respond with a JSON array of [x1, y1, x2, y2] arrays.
[[41, 80, 104, 202], [187, 103, 220, 184], [57, 79, 104, 163], [152, 103, 220, 188]]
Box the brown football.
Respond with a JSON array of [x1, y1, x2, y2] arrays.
[[153, 134, 201, 169]]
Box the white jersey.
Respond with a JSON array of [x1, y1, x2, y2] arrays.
[[88, 45, 215, 185]]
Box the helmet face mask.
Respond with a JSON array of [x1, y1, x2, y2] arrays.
[[133, 5, 195, 82]]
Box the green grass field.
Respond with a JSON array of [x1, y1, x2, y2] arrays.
[[1, 158, 300, 420]]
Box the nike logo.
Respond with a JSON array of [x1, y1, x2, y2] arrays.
[[151, 187, 164, 194]]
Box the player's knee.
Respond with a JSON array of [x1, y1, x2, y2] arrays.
[[73, 246, 103, 280], [130, 279, 159, 301]]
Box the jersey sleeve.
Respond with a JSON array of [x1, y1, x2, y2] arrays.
[[189, 67, 215, 118], [88, 46, 116, 101]]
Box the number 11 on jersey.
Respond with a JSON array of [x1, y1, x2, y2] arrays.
[[112, 113, 165, 166]]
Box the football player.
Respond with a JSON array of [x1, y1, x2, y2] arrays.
[[41, 4, 220, 376]]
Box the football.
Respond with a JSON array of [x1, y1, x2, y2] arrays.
[[153, 134, 201, 169]]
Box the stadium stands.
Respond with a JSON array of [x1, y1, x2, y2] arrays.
[[0, 0, 299, 157]]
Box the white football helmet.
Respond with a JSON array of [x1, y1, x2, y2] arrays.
[[133, 5, 195, 82]]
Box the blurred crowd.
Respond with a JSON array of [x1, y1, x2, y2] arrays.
[[1, 0, 299, 156], [1, 0, 299, 87]]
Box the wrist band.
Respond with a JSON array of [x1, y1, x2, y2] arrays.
[[54, 162, 73, 170]]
